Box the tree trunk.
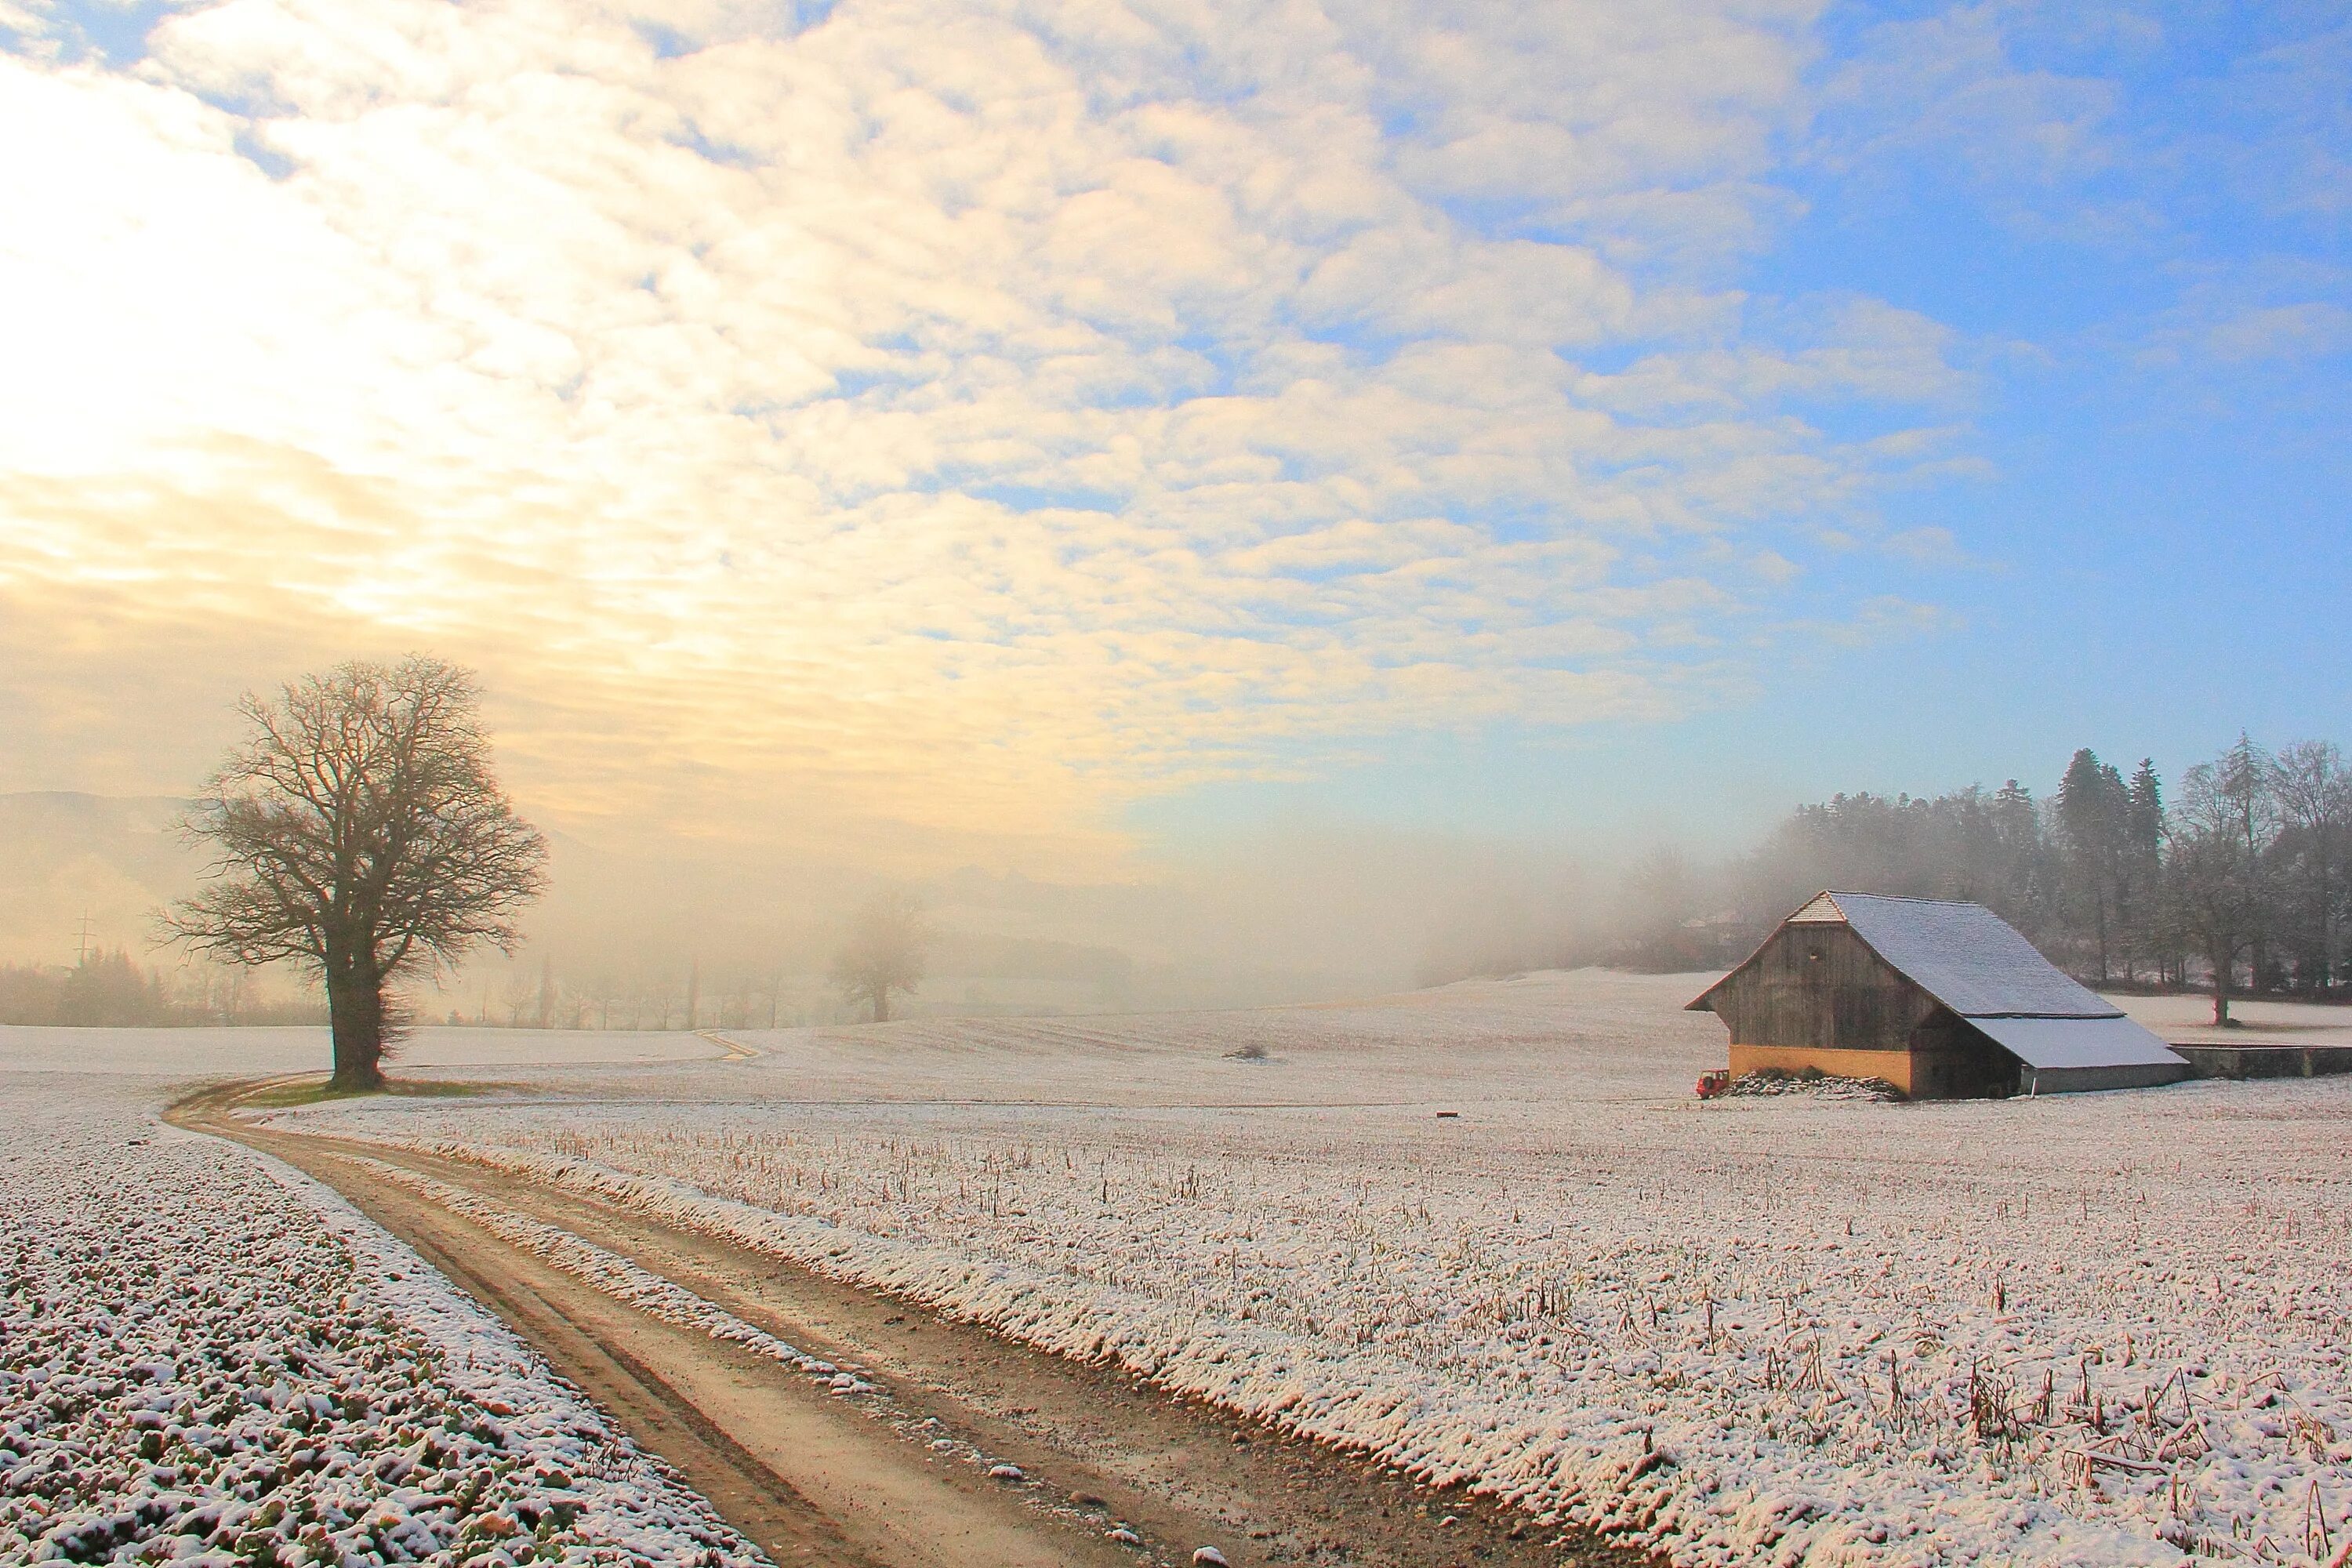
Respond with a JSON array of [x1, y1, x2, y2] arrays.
[[2093, 890, 2109, 985], [873, 987, 890, 1024], [325, 946, 387, 1091]]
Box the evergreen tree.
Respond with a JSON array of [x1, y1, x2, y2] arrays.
[[1988, 779, 2058, 938], [2122, 758, 2166, 980], [2056, 749, 2129, 982]]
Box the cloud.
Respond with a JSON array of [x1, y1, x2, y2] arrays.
[[0, 0, 1973, 872], [1882, 525, 1969, 568], [1813, 3, 2122, 193], [1590, 296, 1969, 416], [1809, 2, 2352, 257], [2132, 260, 2352, 372], [2200, 302, 2352, 364]]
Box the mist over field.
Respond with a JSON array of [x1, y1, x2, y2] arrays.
[[10, 727, 2347, 1028], [4, 7, 2350, 1565], [1, 785, 1607, 1014]]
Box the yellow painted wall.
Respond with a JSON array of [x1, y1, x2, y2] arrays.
[[1730, 1044, 1915, 1094]]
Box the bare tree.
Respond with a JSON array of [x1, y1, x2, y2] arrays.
[[829, 891, 931, 1022], [750, 963, 787, 1029], [2270, 740, 2350, 992], [580, 970, 624, 1031], [163, 658, 546, 1090], [2168, 736, 2277, 1026], [499, 968, 539, 1027]]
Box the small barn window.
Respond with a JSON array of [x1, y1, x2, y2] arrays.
[[1807, 947, 1824, 962]]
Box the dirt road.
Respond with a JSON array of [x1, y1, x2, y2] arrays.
[[171, 1083, 1650, 1568]]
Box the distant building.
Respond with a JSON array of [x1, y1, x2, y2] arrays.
[[1687, 891, 2188, 1098]]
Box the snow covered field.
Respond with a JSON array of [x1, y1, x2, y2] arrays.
[[0, 1069, 764, 1564], [288, 971, 2352, 1568], [2109, 993, 2352, 1047], [0, 1025, 712, 1077]]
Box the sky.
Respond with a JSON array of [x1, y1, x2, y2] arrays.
[[2, 0, 2347, 897]]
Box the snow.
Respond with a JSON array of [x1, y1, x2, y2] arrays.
[[1724, 1073, 1904, 1102], [342, 1154, 859, 1387], [0, 1025, 714, 1078], [2107, 993, 2352, 1048], [1966, 1014, 2183, 1071], [1815, 894, 2120, 1018], [0, 1076, 768, 1566], [281, 969, 2352, 1568]]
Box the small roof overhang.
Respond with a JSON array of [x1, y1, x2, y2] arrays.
[[1964, 1013, 2187, 1072]]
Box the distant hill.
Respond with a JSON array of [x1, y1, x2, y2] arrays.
[[0, 792, 199, 964]]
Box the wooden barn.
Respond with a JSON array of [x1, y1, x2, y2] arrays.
[[1688, 891, 2189, 1098]]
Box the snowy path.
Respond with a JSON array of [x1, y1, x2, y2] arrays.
[[183, 1093, 1647, 1568], [0, 1076, 764, 1566]]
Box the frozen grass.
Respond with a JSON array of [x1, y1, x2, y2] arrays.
[[292, 970, 2352, 1568], [0, 1079, 768, 1566], [238, 1080, 503, 1110]]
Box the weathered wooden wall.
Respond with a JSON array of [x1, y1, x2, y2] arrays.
[[1709, 924, 2019, 1098], [1711, 924, 1935, 1053]]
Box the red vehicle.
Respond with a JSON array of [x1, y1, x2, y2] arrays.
[[1695, 1069, 1730, 1099]]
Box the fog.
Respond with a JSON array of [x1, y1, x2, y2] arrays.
[[0, 788, 1645, 1022], [16, 728, 2343, 1025]]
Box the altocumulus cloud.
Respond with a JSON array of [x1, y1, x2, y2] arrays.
[[0, 0, 1965, 870]]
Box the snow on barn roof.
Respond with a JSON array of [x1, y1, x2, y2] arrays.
[[1809, 891, 2120, 1018], [1692, 891, 2121, 1020], [1965, 1013, 2184, 1071]]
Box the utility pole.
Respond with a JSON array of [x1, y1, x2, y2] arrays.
[[537, 953, 554, 1029], [684, 956, 700, 1033], [74, 910, 96, 967]]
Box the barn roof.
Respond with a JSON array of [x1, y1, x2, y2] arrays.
[[1965, 1013, 2182, 1071], [1690, 891, 2120, 1018], [1815, 891, 2120, 1018]]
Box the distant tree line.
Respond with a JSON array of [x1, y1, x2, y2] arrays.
[[438, 960, 835, 1031], [1619, 735, 2352, 1019], [0, 943, 856, 1032], [446, 891, 935, 1029], [0, 949, 326, 1028]]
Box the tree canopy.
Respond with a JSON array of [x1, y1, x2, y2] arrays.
[[829, 891, 931, 1024], [165, 657, 546, 1087]]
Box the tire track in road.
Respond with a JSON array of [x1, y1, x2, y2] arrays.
[[171, 1081, 1657, 1568], [172, 1085, 1117, 1568]]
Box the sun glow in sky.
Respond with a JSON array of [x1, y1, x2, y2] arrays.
[[2, 1, 2347, 876]]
